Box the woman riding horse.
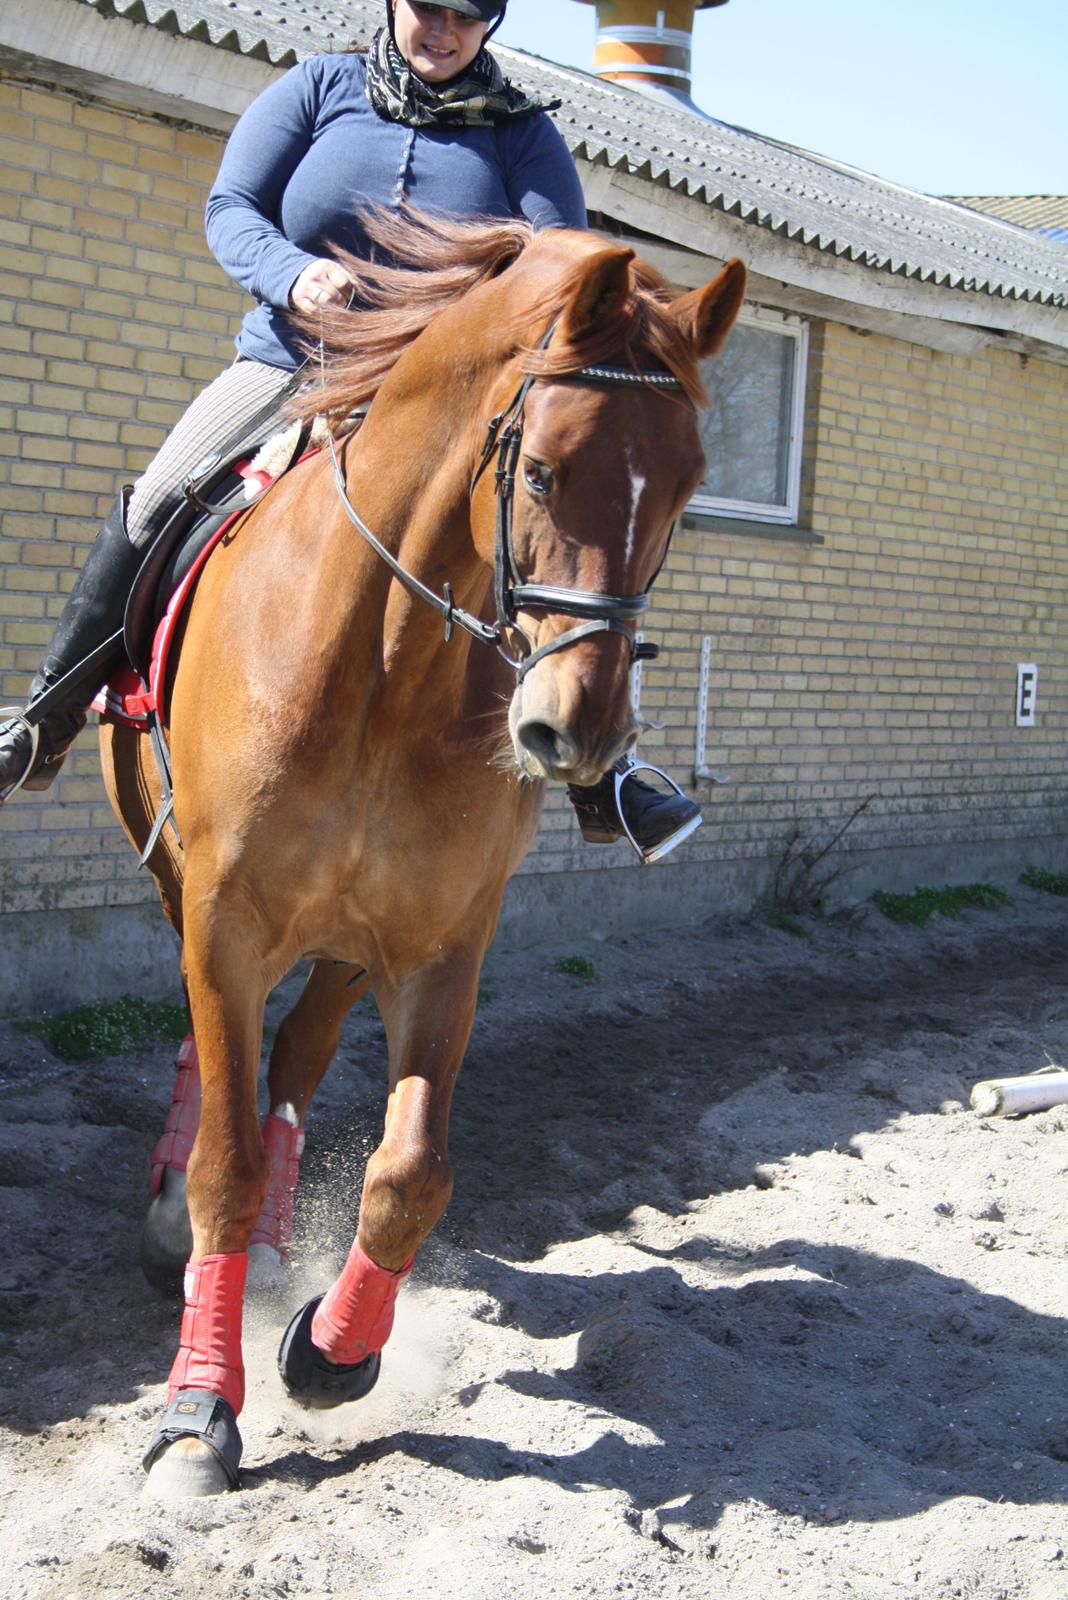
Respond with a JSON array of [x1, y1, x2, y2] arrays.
[[0, 0, 701, 861]]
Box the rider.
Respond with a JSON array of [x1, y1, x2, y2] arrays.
[[0, 0, 701, 862]]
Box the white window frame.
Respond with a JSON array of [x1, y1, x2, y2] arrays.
[[688, 307, 810, 526]]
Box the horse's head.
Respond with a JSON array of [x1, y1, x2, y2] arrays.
[[482, 243, 747, 786]]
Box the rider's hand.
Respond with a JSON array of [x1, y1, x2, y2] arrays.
[[289, 259, 354, 314]]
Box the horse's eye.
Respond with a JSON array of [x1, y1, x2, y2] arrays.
[[523, 459, 554, 497]]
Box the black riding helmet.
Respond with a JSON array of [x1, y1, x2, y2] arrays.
[[387, 0, 508, 44]]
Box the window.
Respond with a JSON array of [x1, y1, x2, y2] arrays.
[[690, 308, 808, 524]]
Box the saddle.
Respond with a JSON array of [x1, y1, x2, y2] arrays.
[[95, 412, 342, 731], [129, 412, 317, 673], [92, 405, 346, 862]]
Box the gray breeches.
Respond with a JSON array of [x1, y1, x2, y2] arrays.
[[127, 357, 299, 549]]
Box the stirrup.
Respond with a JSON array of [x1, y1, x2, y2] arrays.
[[0, 708, 40, 802], [615, 760, 703, 866]]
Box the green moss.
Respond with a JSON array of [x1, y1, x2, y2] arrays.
[[1020, 866, 1068, 897], [871, 883, 1012, 927], [767, 911, 811, 938], [14, 995, 187, 1062], [555, 955, 597, 981]]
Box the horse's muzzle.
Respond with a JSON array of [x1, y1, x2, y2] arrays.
[[510, 694, 640, 785]]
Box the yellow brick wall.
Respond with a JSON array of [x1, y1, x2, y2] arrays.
[[2, 72, 1066, 915], [0, 75, 247, 912]]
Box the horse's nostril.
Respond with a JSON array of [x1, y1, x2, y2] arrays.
[[516, 719, 575, 774]]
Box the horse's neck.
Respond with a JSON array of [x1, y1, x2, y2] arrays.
[[322, 293, 527, 716], [336, 408, 493, 718]]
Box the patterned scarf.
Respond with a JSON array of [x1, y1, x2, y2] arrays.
[[364, 29, 558, 128]]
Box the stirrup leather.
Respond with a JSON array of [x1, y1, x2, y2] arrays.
[[616, 760, 703, 866], [0, 709, 40, 801]]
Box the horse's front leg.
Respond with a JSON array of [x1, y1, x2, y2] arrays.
[[142, 880, 271, 1499], [279, 949, 479, 1409], [249, 961, 373, 1278], [140, 959, 373, 1291]]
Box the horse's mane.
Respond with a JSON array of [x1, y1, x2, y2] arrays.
[[292, 207, 707, 421]]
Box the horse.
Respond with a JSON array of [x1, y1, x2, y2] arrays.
[[99, 207, 747, 1497]]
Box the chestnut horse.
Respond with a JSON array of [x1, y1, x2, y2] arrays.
[[101, 211, 746, 1496]]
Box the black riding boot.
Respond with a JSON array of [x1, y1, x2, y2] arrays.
[[0, 488, 140, 798], [568, 756, 703, 865]]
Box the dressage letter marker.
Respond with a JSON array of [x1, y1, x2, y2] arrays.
[[1016, 664, 1038, 727]]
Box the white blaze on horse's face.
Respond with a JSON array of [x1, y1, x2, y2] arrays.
[[623, 445, 649, 568]]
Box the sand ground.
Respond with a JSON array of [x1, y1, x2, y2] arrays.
[[1, 884, 1066, 1599]]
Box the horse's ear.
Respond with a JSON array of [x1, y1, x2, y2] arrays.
[[559, 246, 636, 344], [671, 258, 748, 359]]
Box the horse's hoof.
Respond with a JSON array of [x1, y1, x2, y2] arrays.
[[142, 1389, 242, 1497], [140, 1166, 193, 1293], [278, 1295, 381, 1410], [247, 1241, 287, 1290], [142, 1436, 234, 1500]]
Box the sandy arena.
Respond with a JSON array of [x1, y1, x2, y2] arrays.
[[1, 882, 1066, 1599]]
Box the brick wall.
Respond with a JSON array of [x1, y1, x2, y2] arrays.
[[0, 75, 246, 914], [1, 71, 1066, 922], [560, 319, 1067, 891]]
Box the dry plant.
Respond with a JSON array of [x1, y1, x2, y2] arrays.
[[770, 794, 875, 915]]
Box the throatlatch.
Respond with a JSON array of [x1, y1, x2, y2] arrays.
[[325, 319, 685, 683]]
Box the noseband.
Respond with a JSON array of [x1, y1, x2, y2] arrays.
[[325, 325, 688, 683]]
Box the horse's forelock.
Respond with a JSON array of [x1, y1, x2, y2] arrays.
[[517, 257, 708, 409]]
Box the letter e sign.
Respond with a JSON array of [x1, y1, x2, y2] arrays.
[[1016, 664, 1038, 727]]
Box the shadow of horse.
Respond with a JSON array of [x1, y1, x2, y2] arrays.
[[436, 911, 1068, 1259], [254, 1245, 1067, 1535]]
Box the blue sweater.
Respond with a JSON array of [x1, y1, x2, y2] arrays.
[[205, 52, 589, 369]]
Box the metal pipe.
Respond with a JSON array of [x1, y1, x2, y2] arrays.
[[572, 0, 729, 98]]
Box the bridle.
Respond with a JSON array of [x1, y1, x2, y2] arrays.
[[325, 321, 690, 683]]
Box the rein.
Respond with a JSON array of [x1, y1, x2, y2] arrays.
[[322, 322, 689, 683]]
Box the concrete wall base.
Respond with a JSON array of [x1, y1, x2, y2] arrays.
[[495, 833, 1068, 948], [0, 903, 183, 1016], [1, 833, 1063, 1014]]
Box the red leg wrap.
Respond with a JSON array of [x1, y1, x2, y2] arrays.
[[149, 1033, 201, 1196], [249, 1115, 305, 1257], [310, 1242, 413, 1366], [167, 1253, 248, 1415]]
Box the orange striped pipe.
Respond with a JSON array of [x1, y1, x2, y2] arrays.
[[574, 0, 729, 96]]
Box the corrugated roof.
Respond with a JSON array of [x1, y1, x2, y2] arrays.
[[79, 0, 367, 62], [950, 195, 1068, 232], [78, 0, 1068, 309]]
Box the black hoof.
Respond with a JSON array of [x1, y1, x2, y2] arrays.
[[143, 1388, 243, 1489], [140, 1167, 193, 1294], [278, 1295, 382, 1410]]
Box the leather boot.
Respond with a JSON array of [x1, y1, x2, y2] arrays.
[[0, 489, 140, 798], [568, 756, 703, 865]]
